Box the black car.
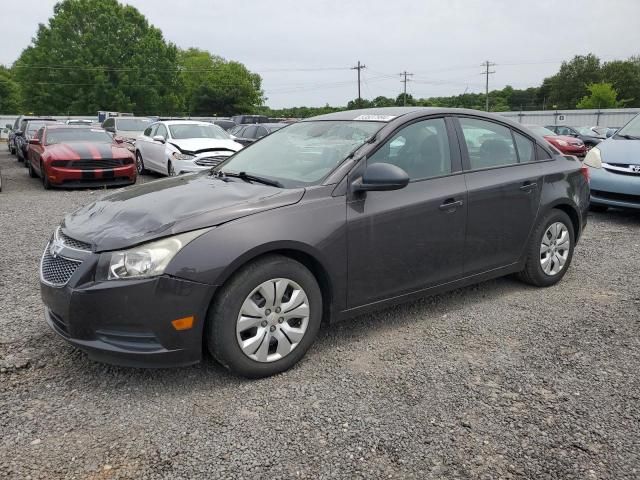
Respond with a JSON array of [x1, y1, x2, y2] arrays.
[[40, 107, 589, 378], [14, 118, 59, 162], [231, 114, 270, 125], [545, 125, 604, 149], [229, 123, 287, 146], [212, 119, 237, 131]]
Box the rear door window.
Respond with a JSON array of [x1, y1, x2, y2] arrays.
[[513, 131, 535, 162], [458, 117, 518, 169]]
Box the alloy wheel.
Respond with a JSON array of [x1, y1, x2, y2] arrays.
[[135, 152, 144, 174], [540, 222, 570, 276], [168, 162, 176, 176], [236, 278, 310, 363]]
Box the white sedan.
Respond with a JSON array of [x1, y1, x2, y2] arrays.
[[134, 120, 243, 176]]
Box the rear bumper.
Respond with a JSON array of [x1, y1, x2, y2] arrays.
[[41, 274, 216, 368], [588, 165, 640, 209]]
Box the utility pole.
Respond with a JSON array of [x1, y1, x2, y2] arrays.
[[351, 61, 366, 102], [400, 71, 413, 106], [481, 60, 496, 111]]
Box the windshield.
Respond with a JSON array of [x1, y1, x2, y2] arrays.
[[116, 118, 152, 131], [169, 123, 229, 140], [527, 125, 557, 137], [27, 121, 57, 133], [46, 128, 114, 145], [616, 114, 640, 138], [216, 120, 383, 188]]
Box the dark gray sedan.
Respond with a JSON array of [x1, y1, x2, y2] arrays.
[[40, 107, 589, 378]]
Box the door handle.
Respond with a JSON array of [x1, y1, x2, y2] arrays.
[[519, 181, 537, 191], [439, 199, 463, 211]]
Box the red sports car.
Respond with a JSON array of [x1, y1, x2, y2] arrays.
[[524, 125, 587, 157], [26, 125, 137, 189]]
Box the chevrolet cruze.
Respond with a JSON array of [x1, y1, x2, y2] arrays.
[[40, 107, 589, 378]]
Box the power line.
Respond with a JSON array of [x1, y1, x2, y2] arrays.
[[351, 61, 366, 101], [480, 60, 496, 111], [400, 71, 413, 105]]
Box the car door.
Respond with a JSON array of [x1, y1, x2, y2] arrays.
[[146, 123, 168, 173], [136, 124, 155, 161], [347, 117, 467, 308], [453, 116, 542, 275]]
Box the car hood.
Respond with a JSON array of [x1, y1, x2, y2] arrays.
[[168, 138, 242, 154], [62, 173, 304, 252], [116, 130, 144, 141], [45, 142, 132, 159], [596, 137, 640, 165], [545, 135, 582, 144]]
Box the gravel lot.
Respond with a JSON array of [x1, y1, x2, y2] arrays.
[[0, 147, 639, 479]]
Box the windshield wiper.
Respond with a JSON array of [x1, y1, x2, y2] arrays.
[[616, 133, 640, 140], [216, 170, 283, 188]]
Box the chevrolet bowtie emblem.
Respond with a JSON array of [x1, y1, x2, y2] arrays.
[[50, 239, 64, 258]]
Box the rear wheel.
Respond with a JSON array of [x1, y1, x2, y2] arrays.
[[518, 209, 574, 287], [206, 255, 322, 378]]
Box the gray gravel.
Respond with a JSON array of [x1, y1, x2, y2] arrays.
[[1, 148, 639, 479]]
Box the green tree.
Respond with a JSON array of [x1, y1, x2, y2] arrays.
[[13, 0, 184, 115], [543, 54, 602, 109], [0, 66, 22, 112], [576, 82, 622, 109], [601, 58, 640, 107], [178, 48, 263, 116]]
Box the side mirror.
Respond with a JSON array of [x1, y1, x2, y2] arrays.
[[606, 130, 614, 138], [152, 135, 166, 143], [352, 162, 410, 192], [29, 138, 40, 145]]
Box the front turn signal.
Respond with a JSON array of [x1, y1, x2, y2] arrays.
[[171, 316, 195, 331]]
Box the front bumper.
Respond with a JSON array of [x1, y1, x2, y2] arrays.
[[47, 164, 136, 188], [588, 165, 640, 209], [41, 271, 216, 368], [173, 154, 233, 175]]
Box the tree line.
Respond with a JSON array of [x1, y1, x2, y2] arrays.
[[0, 0, 638, 118]]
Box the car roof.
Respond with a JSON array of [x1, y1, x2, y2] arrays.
[[304, 106, 511, 122], [162, 120, 212, 126]]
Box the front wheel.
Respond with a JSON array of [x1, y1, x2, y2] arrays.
[[518, 209, 575, 287], [41, 163, 51, 190], [135, 151, 146, 175], [167, 161, 176, 177], [206, 255, 322, 378]]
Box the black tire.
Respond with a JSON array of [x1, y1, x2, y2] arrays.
[[206, 255, 322, 378], [589, 204, 608, 213], [28, 158, 37, 178], [135, 151, 146, 175], [41, 163, 51, 190], [518, 209, 575, 287], [167, 161, 176, 176]]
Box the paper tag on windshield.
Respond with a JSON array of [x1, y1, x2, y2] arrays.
[[353, 114, 396, 121]]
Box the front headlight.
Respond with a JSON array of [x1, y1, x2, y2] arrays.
[[105, 228, 209, 280], [584, 147, 602, 169], [171, 152, 195, 161]]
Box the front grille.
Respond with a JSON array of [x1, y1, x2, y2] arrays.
[[195, 156, 227, 166], [40, 244, 82, 286], [50, 159, 133, 169], [58, 229, 91, 251], [591, 189, 640, 204]]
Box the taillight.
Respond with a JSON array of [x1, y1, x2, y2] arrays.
[[580, 164, 590, 183]]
